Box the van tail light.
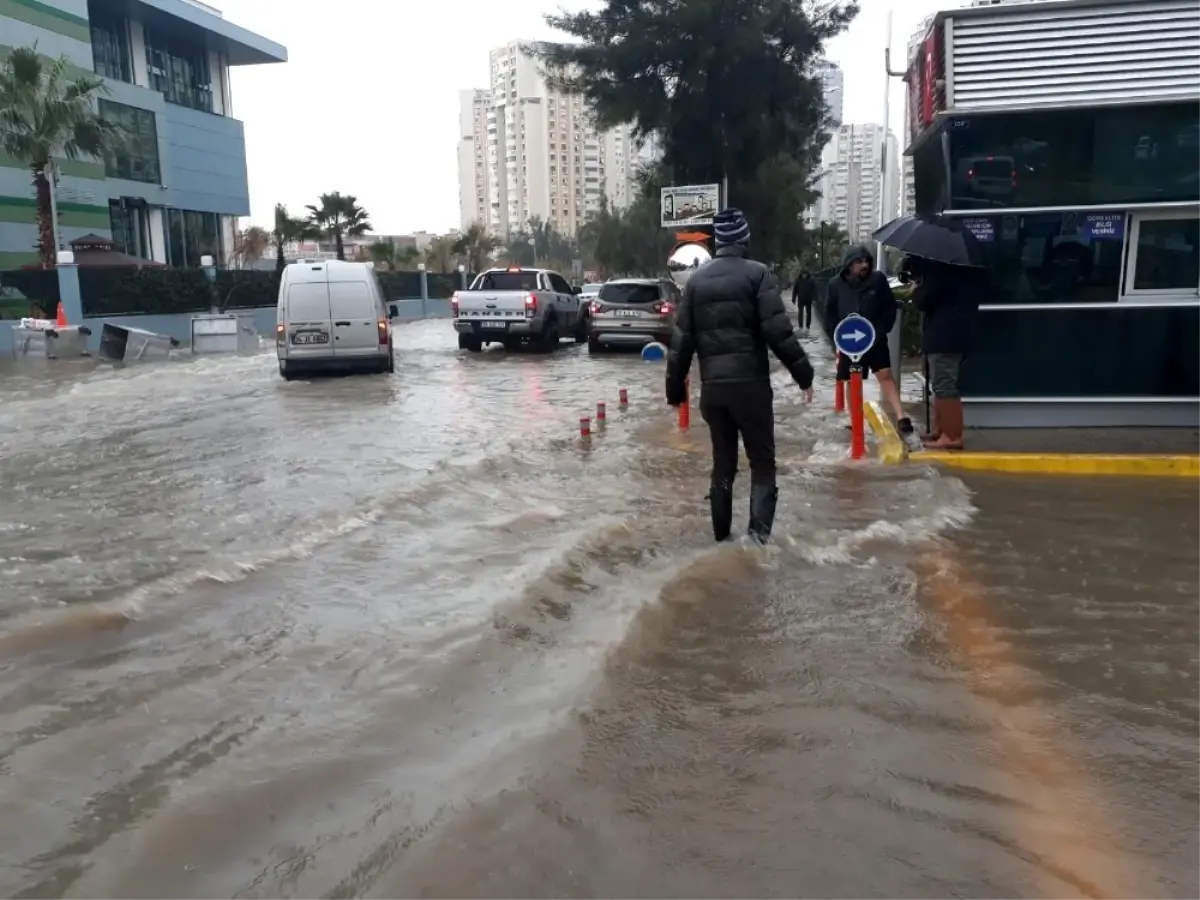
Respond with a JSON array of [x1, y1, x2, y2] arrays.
[[275, 323, 285, 344], [591, 300, 603, 315], [377, 318, 389, 345], [655, 302, 674, 317], [450, 292, 460, 318], [525, 293, 538, 318]]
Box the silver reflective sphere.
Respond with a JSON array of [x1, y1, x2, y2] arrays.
[[667, 242, 712, 288]]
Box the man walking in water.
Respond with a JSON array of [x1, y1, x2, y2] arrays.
[[823, 245, 914, 437], [791, 268, 816, 334], [665, 208, 814, 545]]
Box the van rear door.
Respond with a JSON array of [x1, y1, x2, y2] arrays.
[[285, 282, 333, 355], [328, 279, 379, 356]]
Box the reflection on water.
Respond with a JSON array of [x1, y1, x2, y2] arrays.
[[0, 323, 1195, 898]]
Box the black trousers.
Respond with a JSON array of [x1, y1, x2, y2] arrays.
[[797, 300, 812, 329], [700, 382, 776, 485]]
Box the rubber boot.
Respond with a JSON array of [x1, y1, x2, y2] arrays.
[[747, 482, 778, 545], [708, 478, 734, 542], [921, 398, 944, 445], [927, 398, 964, 450]]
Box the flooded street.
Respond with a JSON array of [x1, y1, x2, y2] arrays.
[[1, 319, 1196, 899]]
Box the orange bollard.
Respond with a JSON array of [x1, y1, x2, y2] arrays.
[[580, 416, 591, 437], [834, 353, 846, 412], [678, 379, 690, 430], [619, 387, 629, 405], [849, 367, 865, 460], [596, 401, 606, 422]]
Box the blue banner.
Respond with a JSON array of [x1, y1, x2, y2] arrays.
[[1082, 213, 1125, 241]]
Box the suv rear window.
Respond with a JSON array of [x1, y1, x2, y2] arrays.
[[474, 271, 539, 291], [971, 159, 1013, 179], [598, 282, 660, 304]]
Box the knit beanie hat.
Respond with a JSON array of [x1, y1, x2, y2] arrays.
[[712, 207, 751, 246]]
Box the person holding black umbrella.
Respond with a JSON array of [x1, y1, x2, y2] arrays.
[[908, 256, 982, 450]]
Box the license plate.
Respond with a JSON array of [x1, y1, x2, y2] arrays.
[[481, 321, 507, 329], [292, 331, 328, 345], [614, 309, 641, 318]]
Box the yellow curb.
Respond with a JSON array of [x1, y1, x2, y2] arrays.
[[862, 400, 906, 464], [910, 451, 1200, 478]]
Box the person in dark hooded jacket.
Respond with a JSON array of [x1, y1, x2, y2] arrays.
[[665, 208, 814, 545], [823, 245, 913, 436]]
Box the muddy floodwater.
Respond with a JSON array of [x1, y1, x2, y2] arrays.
[[1, 320, 1196, 899]]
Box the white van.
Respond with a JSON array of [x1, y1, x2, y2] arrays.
[[275, 260, 397, 380]]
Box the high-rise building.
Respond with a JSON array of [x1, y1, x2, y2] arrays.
[[0, 0, 286, 268], [818, 124, 900, 244], [815, 60, 845, 127], [456, 41, 639, 239]]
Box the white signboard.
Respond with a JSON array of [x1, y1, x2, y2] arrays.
[[661, 183, 719, 228]]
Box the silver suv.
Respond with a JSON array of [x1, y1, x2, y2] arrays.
[[586, 278, 680, 354]]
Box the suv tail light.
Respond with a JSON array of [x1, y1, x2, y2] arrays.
[[275, 323, 285, 344], [525, 293, 538, 318], [591, 300, 603, 315], [450, 292, 460, 318], [377, 318, 389, 345], [655, 302, 674, 317]]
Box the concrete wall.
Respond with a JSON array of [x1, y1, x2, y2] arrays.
[[0, 298, 453, 356], [161, 104, 250, 216]]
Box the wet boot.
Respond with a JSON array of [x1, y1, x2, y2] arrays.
[[747, 482, 778, 545], [921, 398, 944, 445], [708, 478, 734, 542], [927, 398, 964, 450]]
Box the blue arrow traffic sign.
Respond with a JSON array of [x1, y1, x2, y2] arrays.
[[832, 314, 876, 362]]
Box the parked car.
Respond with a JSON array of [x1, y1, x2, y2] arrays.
[[275, 260, 397, 380], [452, 266, 586, 353], [587, 278, 680, 354]]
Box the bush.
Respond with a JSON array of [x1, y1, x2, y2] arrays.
[[375, 271, 473, 302], [79, 267, 213, 316], [0, 268, 60, 319], [216, 269, 278, 309]]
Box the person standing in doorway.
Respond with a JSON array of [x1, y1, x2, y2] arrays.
[[823, 245, 913, 437], [909, 256, 981, 450], [791, 268, 816, 334], [665, 208, 814, 545]]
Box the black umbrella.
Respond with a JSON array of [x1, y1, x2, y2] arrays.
[[872, 215, 986, 268]]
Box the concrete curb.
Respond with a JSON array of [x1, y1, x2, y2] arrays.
[[910, 450, 1200, 478], [863, 400, 906, 464]]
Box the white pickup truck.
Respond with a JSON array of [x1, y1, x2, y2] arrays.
[[451, 266, 588, 353]]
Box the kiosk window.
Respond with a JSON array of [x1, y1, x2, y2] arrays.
[[1125, 212, 1200, 298]]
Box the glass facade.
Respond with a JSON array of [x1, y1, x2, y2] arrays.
[[98, 99, 161, 184], [946, 103, 1200, 211], [166, 208, 223, 266], [145, 28, 214, 112], [90, 6, 132, 83], [108, 199, 151, 260]]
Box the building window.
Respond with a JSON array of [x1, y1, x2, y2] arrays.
[[108, 199, 150, 259], [165, 208, 222, 266], [98, 99, 161, 184], [971, 211, 1123, 305], [947, 103, 1200, 210], [90, 6, 132, 83], [1124, 212, 1200, 299], [144, 28, 213, 112]]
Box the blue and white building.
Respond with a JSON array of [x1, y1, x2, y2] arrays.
[[0, 0, 286, 268]]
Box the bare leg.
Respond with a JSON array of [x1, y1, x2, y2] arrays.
[[874, 368, 912, 433]]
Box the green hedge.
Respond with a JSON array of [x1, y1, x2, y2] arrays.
[[0, 268, 60, 319], [79, 268, 213, 316], [216, 269, 278, 308]]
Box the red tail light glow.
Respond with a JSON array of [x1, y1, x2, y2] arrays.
[[525, 293, 538, 318], [450, 291, 460, 318], [656, 302, 674, 317], [275, 323, 285, 343], [377, 318, 389, 345], [591, 300, 603, 315]]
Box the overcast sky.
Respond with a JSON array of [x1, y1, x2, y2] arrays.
[[224, 0, 956, 234]]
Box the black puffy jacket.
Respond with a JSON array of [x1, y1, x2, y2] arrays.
[[665, 245, 813, 404]]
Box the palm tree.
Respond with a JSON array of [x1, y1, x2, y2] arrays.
[[272, 203, 314, 273], [0, 46, 122, 267], [452, 222, 500, 274], [305, 192, 371, 261], [368, 238, 399, 271], [231, 225, 270, 268], [423, 235, 456, 273]]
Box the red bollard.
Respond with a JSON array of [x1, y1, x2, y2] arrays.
[[678, 379, 690, 430], [619, 387, 629, 406], [848, 368, 865, 460], [596, 401, 606, 422], [834, 353, 846, 413], [580, 416, 591, 438]]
